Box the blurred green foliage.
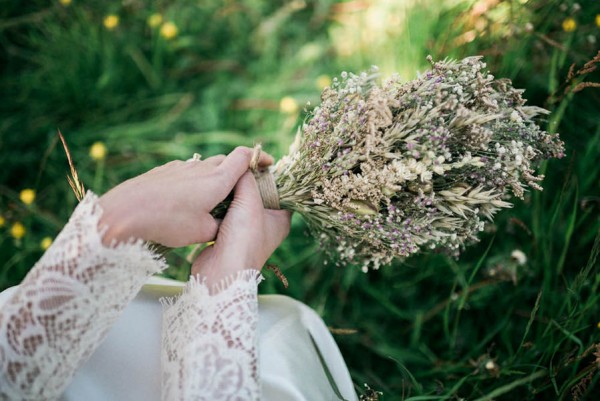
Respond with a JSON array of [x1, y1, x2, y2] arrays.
[[1, 0, 599, 399]]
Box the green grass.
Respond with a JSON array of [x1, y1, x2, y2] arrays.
[[1, 0, 599, 399]]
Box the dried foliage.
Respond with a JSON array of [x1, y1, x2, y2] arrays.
[[271, 56, 565, 271], [58, 130, 85, 202]]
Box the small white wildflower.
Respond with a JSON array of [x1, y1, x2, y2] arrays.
[[511, 249, 527, 265], [515, 155, 523, 165], [433, 165, 445, 175], [510, 110, 522, 123]]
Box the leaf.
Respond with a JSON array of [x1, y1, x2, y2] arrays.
[[307, 331, 350, 401]]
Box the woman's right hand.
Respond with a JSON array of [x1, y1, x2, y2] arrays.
[[98, 147, 273, 248]]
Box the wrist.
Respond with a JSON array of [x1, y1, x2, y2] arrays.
[[191, 252, 257, 287], [98, 195, 143, 245]]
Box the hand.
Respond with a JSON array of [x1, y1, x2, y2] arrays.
[[191, 171, 291, 286], [98, 147, 273, 248]]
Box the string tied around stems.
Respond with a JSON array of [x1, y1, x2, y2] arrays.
[[250, 144, 281, 210]]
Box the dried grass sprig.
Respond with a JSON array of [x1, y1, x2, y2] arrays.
[[264, 56, 564, 271], [58, 130, 85, 202]]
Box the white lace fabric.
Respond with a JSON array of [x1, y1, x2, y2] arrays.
[[0, 192, 166, 400], [161, 271, 261, 401], [0, 191, 261, 401]]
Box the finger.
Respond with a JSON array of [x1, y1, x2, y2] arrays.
[[264, 209, 292, 244], [218, 146, 275, 176], [216, 146, 253, 193], [203, 154, 226, 166], [193, 215, 220, 243], [232, 171, 262, 208], [258, 152, 274, 167]]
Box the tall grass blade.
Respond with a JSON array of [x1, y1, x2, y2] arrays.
[[472, 369, 547, 401]]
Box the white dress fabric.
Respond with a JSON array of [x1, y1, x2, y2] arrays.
[[0, 192, 357, 401]]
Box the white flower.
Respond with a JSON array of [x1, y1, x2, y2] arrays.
[[515, 155, 523, 165], [511, 249, 527, 265], [510, 110, 522, 123]]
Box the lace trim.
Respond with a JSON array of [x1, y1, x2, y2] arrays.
[[161, 270, 262, 401], [0, 191, 167, 401]]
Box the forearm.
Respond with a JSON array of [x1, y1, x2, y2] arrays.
[[0, 192, 166, 401]]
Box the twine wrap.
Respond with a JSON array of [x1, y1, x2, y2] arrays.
[[250, 145, 281, 210]]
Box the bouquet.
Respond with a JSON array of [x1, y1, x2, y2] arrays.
[[252, 56, 564, 272]]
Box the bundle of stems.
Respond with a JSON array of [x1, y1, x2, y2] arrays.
[[254, 56, 564, 271]]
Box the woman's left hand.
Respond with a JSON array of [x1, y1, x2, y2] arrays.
[[191, 170, 292, 285]]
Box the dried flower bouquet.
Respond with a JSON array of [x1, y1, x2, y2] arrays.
[[257, 56, 564, 272]]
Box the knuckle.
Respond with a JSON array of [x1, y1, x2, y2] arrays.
[[162, 160, 184, 170], [234, 145, 251, 154], [233, 146, 252, 161], [216, 167, 236, 186], [212, 155, 226, 163]]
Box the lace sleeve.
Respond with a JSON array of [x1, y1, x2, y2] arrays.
[[0, 191, 167, 401], [161, 270, 262, 401]]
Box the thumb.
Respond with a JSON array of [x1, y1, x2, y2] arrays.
[[231, 171, 263, 210], [264, 209, 292, 245], [214, 147, 274, 199]]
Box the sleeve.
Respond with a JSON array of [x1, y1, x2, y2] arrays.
[[0, 191, 167, 401], [160, 269, 262, 401]]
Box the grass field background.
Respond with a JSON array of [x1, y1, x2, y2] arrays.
[[1, 0, 599, 399]]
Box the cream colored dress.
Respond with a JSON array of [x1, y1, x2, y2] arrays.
[[0, 192, 357, 401]]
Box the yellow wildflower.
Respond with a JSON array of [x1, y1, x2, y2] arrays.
[[316, 75, 332, 90], [20, 189, 36, 205], [60, 0, 72, 5], [160, 22, 178, 40], [103, 15, 119, 30], [596, 14, 600, 28], [41, 237, 53, 250], [0, 215, 5, 227], [562, 17, 576, 33], [279, 96, 299, 114], [10, 222, 26, 240], [148, 13, 163, 28], [90, 142, 107, 161]]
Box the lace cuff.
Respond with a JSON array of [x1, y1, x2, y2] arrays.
[[161, 270, 262, 401], [0, 191, 167, 401]]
